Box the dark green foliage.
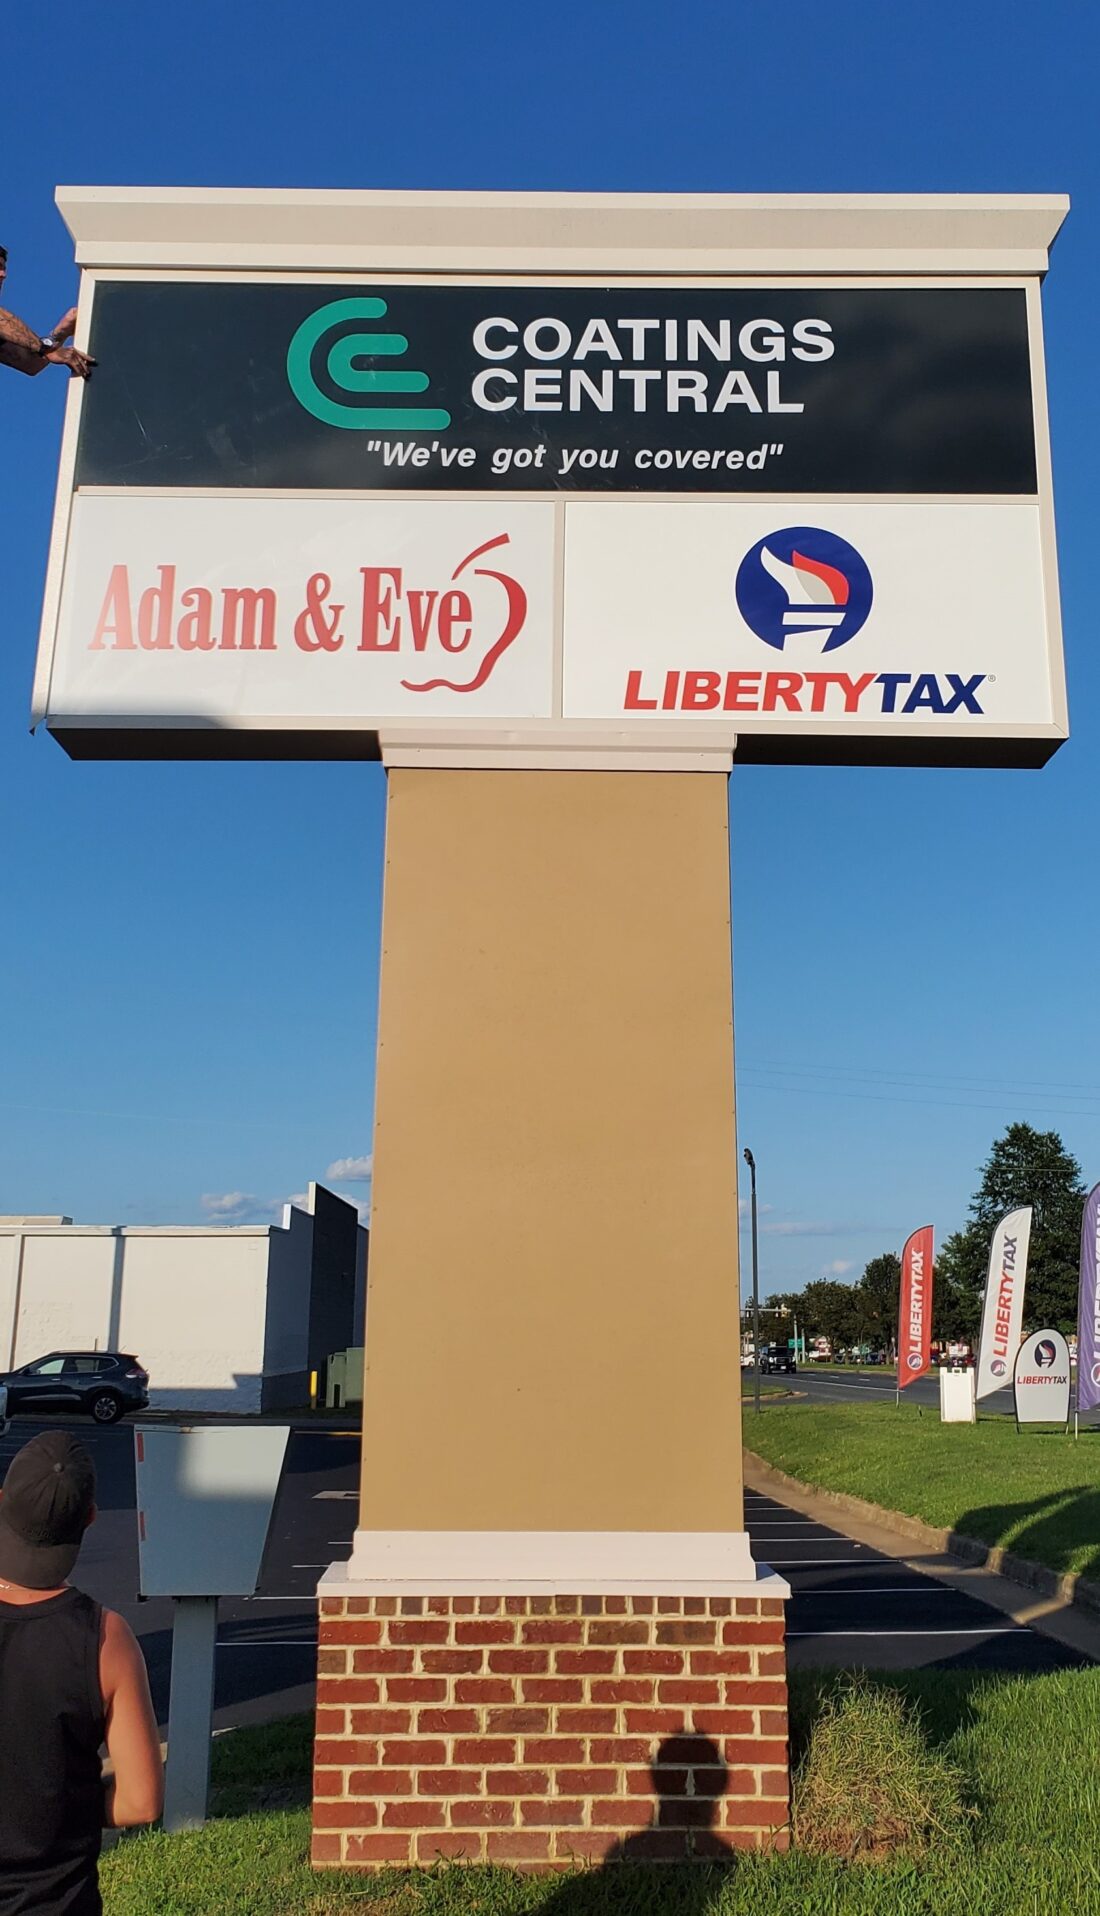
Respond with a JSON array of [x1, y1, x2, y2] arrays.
[[853, 1255, 900, 1351], [936, 1123, 1085, 1338]]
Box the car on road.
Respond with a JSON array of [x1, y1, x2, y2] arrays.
[[0, 1352, 149, 1425], [758, 1343, 797, 1375]]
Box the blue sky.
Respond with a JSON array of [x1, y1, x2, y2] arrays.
[[3, 1, 1100, 1297]]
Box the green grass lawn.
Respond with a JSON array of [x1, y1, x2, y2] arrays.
[[744, 1397, 1100, 1578], [102, 1671, 1100, 1916]]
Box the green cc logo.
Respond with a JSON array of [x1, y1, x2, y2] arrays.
[[286, 297, 451, 432]]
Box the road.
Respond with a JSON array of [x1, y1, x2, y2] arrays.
[[781, 1364, 1018, 1416], [1, 1409, 1085, 1734]]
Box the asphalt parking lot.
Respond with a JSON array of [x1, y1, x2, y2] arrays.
[[0, 1414, 1086, 1735], [744, 1488, 1085, 1672]]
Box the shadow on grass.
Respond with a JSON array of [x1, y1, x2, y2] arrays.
[[954, 1478, 1100, 1581], [208, 1714, 315, 1817]]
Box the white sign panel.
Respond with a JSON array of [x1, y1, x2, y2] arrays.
[[1013, 1329, 1071, 1426], [45, 494, 1061, 761], [135, 1424, 289, 1596], [562, 501, 1055, 738], [976, 1206, 1033, 1401], [939, 1367, 976, 1423], [50, 495, 557, 724]]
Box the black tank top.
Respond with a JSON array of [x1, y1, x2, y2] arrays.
[[0, 1588, 105, 1916]]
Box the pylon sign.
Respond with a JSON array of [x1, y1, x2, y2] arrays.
[[33, 190, 1068, 769]]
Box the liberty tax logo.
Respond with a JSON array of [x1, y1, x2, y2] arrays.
[[990, 1358, 1007, 1378], [1034, 1339, 1057, 1369], [287, 297, 451, 433], [734, 526, 873, 653]]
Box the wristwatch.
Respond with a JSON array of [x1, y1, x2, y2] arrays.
[[39, 333, 59, 353]]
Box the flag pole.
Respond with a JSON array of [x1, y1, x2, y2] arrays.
[[895, 1241, 901, 1408]]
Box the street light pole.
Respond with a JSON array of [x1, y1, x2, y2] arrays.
[[743, 1147, 760, 1416]]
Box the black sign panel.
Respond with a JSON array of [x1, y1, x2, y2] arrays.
[[77, 282, 1036, 495]]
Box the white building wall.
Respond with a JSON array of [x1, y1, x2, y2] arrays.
[[113, 1231, 272, 1414], [0, 1191, 360, 1414], [14, 1235, 116, 1363], [0, 1236, 22, 1369], [2, 1225, 279, 1414]]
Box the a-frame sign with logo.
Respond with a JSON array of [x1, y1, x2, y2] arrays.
[[1014, 1329, 1071, 1429]]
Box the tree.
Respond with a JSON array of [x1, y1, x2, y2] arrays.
[[799, 1279, 863, 1351], [935, 1123, 1086, 1339], [856, 1253, 901, 1351]]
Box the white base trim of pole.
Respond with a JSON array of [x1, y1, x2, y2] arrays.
[[320, 1528, 787, 1599]]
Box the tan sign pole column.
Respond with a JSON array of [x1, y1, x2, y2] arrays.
[[315, 758, 789, 1867]]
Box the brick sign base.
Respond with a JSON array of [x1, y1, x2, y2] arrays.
[[312, 1592, 789, 1869]]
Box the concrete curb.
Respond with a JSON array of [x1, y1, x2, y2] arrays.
[[744, 1449, 1100, 1618]]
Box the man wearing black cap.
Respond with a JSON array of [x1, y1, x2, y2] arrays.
[[0, 1432, 163, 1914]]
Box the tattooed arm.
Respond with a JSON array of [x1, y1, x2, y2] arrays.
[[0, 304, 94, 378]]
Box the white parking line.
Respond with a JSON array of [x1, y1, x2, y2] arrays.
[[218, 1639, 317, 1649], [787, 1627, 1030, 1637], [789, 1587, 953, 1598], [747, 1515, 824, 1523], [756, 1557, 876, 1566]]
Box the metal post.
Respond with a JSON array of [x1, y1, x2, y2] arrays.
[[163, 1596, 219, 1832], [744, 1148, 760, 1415]]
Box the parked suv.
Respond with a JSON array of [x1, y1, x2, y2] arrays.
[[0, 1352, 149, 1425]]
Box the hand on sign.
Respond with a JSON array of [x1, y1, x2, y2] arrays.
[[45, 344, 95, 379]]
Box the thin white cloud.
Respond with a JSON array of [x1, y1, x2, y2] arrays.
[[204, 1183, 372, 1231], [823, 1259, 855, 1276], [326, 1155, 373, 1183], [738, 1198, 774, 1218], [200, 1190, 256, 1220]]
